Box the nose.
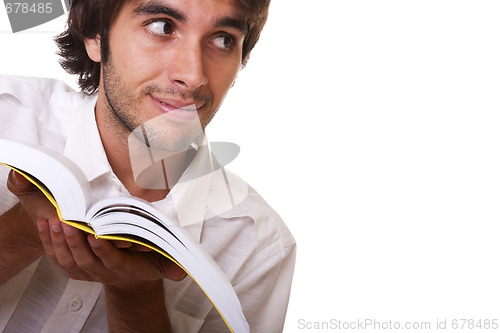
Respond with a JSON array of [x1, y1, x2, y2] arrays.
[[167, 39, 208, 90]]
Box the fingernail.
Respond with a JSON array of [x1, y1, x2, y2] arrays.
[[36, 219, 47, 233], [50, 218, 62, 233], [88, 235, 101, 248], [11, 171, 29, 188], [10, 171, 18, 184], [62, 222, 75, 236], [8, 171, 19, 186]]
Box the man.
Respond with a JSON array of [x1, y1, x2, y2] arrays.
[[0, 0, 295, 332]]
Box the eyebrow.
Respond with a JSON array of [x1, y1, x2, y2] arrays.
[[215, 17, 248, 36], [133, 1, 186, 22], [133, 1, 248, 36]]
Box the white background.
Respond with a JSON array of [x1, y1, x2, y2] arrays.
[[2, 1, 500, 332]]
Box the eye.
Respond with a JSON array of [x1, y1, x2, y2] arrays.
[[212, 35, 234, 50], [146, 19, 175, 36]]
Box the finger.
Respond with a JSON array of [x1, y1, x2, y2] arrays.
[[109, 240, 152, 252], [88, 236, 128, 272], [50, 219, 96, 281], [110, 240, 133, 249], [88, 236, 164, 283], [7, 170, 34, 194], [130, 243, 153, 252], [61, 222, 106, 280], [7, 170, 57, 221], [49, 218, 80, 273], [37, 218, 56, 259], [160, 258, 187, 281], [40, 218, 88, 280]]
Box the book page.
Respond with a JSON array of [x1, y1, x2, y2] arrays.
[[0, 138, 91, 221]]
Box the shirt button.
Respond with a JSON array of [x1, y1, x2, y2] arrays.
[[68, 297, 83, 312]]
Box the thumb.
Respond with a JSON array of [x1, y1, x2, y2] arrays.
[[7, 170, 36, 195], [7, 170, 57, 221], [162, 259, 187, 281]]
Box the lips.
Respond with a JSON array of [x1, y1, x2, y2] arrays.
[[150, 95, 202, 122]]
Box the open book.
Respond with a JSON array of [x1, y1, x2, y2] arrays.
[[0, 138, 248, 333]]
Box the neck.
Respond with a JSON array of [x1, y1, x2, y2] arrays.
[[94, 87, 200, 202], [95, 102, 191, 203]]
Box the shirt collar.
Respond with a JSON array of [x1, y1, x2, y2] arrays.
[[61, 97, 242, 242], [62, 94, 112, 183]]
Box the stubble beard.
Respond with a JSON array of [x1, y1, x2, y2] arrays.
[[101, 56, 211, 153]]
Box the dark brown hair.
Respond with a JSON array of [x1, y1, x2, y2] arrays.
[[55, 0, 271, 94]]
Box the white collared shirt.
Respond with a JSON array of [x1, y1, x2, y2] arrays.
[[0, 75, 295, 333]]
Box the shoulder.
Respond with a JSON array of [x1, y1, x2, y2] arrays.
[[221, 169, 296, 259], [0, 75, 95, 140], [0, 74, 76, 101], [0, 75, 97, 152], [0, 74, 89, 115]]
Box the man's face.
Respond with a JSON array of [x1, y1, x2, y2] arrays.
[[90, 0, 246, 151]]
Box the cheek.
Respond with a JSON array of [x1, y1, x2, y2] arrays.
[[111, 49, 160, 90], [110, 34, 156, 73], [210, 61, 240, 98]]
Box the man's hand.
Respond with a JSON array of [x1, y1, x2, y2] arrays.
[[7, 170, 58, 222], [37, 217, 186, 286], [0, 170, 51, 284], [38, 218, 184, 332], [7, 169, 186, 286], [7, 169, 184, 332]]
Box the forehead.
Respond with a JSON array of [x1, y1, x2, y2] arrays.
[[127, 0, 248, 18]]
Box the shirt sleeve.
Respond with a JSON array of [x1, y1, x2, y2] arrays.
[[200, 234, 296, 333]]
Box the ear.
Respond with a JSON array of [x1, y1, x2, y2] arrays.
[[84, 35, 102, 63]]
